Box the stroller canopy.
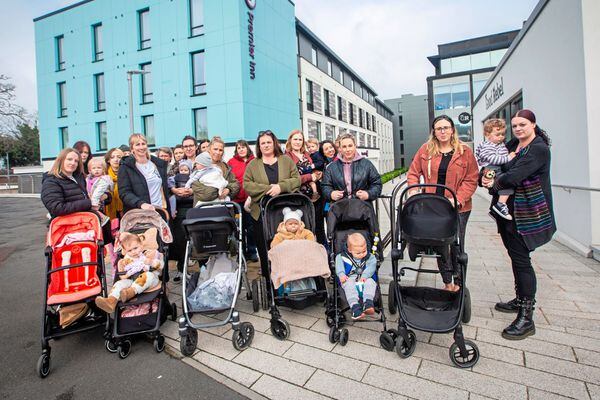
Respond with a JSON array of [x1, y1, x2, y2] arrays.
[[327, 198, 378, 254], [261, 193, 315, 243], [47, 212, 103, 246], [398, 193, 457, 246], [120, 209, 173, 243]]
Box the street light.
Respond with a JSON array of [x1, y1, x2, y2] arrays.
[[127, 69, 148, 135]]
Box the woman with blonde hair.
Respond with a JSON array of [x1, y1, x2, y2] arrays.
[[407, 115, 478, 291], [284, 130, 320, 201]]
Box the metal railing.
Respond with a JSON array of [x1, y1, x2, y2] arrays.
[[552, 184, 600, 193]]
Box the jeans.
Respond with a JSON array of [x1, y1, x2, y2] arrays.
[[496, 217, 536, 298], [437, 211, 470, 284]]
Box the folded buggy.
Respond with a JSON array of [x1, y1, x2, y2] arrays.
[[325, 198, 388, 346], [104, 208, 177, 359], [387, 181, 479, 368], [178, 201, 254, 356], [39, 211, 108, 378], [254, 193, 329, 340]]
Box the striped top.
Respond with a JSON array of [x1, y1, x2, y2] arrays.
[[475, 140, 510, 167]]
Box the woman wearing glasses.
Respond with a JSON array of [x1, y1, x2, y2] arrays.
[[243, 130, 301, 277], [407, 115, 479, 292]]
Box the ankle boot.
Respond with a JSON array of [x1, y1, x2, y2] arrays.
[[120, 287, 137, 303], [95, 296, 118, 314], [502, 298, 535, 340], [495, 297, 519, 313]]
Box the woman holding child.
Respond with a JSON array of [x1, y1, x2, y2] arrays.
[[482, 109, 555, 340], [407, 115, 479, 292]]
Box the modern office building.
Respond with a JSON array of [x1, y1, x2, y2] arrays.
[[384, 94, 429, 169], [34, 0, 394, 172], [426, 29, 519, 143], [472, 0, 600, 259]]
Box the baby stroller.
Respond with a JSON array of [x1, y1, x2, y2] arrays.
[[325, 198, 388, 346], [178, 201, 254, 356], [104, 208, 177, 359], [39, 211, 108, 378], [387, 181, 479, 368], [254, 193, 329, 340]]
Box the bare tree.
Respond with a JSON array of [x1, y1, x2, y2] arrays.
[[0, 75, 27, 135]]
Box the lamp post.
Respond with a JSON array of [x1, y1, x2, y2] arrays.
[[127, 69, 147, 135]]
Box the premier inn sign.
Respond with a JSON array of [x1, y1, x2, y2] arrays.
[[247, 0, 256, 79], [485, 77, 504, 110]]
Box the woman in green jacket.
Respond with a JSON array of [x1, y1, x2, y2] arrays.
[[243, 130, 301, 279]]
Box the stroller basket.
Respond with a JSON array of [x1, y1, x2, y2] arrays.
[[399, 286, 461, 333], [184, 206, 237, 256]]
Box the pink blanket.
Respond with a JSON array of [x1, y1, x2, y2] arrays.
[[268, 240, 330, 289]]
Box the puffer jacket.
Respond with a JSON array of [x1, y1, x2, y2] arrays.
[[41, 172, 92, 217], [118, 155, 170, 214], [321, 153, 382, 202], [227, 154, 255, 203]]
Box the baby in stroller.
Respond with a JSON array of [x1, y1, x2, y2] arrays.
[[335, 233, 377, 320], [95, 232, 163, 313], [270, 207, 315, 248]]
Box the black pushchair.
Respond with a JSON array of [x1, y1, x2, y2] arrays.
[[325, 198, 388, 346], [254, 193, 329, 340], [104, 209, 178, 359], [178, 202, 254, 356], [386, 181, 478, 368]]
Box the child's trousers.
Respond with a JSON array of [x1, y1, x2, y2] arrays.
[[109, 271, 159, 298], [341, 276, 376, 306]]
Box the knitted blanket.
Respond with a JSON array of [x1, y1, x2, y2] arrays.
[[268, 240, 330, 289]]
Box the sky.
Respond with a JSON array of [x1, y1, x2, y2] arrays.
[[0, 0, 538, 114]]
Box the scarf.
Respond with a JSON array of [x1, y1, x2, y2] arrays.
[[104, 166, 123, 220]]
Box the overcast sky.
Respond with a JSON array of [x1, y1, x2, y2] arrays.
[[0, 0, 538, 113]]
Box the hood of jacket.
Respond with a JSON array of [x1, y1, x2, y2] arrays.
[[275, 220, 308, 239], [341, 151, 363, 164]]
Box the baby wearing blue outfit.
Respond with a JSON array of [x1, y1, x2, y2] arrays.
[[335, 233, 377, 320]]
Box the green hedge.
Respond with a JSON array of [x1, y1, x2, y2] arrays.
[[380, 167, 408, 184]]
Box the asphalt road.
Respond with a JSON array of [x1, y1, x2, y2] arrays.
[[0, 197, 246, 400]]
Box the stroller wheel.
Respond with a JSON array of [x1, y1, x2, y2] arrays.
[[388, 281, 397, 315], [171, 303, 178, 322], [154, 335, 166, 353], [270, 318, 290, 340], [339, 328, 349, 346], [449, 339, 479, 368], [252, 280, 260, 313], [37, 352, 51, 378], [395, 330, 416, 359], [379, 329, 398, 352], [462, 288, 472, 324], [180, 328, 198, 357], [326, 315, 335, 328], [232, 322, 255, 350], [118, 340, 132, 359], [328, 326, 340, 344], [105, 339, 118, 353]]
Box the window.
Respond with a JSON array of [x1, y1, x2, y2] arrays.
[[349, 103, 354, 125], [366, 112, 370, 130], [59, 127, 69, 148], [337, 96, 343, 120], [311, 46, 317, 65], [351, 79, 355, 92], [306, 79, 314, 111], [193, 108, 208, 139], [327, 59, 332, 76], [372, 115, 376, 132], [92, 23, 103, 61], [189, 0, 204, 36], [400, 129, 404, 140], [472, 71, 493, 98], [323, 89, 330, 117], [95, 73, 105, 111], [97, 121, 107, 151], [339, 69, 344, 85], [138, 9, 151, 50], [433, 76, 470, 111], [56, 35, 65, 71], [316, 121, 322, 141], [142, 115, 155, 146], [57, 82, 67, 117], [191, 51, 206, 95], [140, 63, 153, 103], [359, 108, 363, 128], [400, 143, 404, 154], [398, 115, 403, 126]]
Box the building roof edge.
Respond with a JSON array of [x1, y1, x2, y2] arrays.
[[33, 0, 94, 22]]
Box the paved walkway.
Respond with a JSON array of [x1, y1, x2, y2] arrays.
[[161, 186, 600, 400]]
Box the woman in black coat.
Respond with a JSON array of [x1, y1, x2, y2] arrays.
[[41, 148, 92, 217], [321, 133, 382, 203], [482, 109, 555, 340], [118, 134, 170, 215]]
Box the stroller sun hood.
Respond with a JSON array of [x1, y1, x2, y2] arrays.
[[120, 209, 173, 243]]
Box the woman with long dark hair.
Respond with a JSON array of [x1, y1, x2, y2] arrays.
[[482, 109, 555, 340], [73, 141, 92, 176]]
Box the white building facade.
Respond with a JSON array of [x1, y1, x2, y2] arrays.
[[472, 0, 600, 258]]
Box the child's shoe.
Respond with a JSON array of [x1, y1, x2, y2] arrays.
[[363, 299, 375, 315], [351, 304, 364, 320], [120, 287, 137, 303], [95, 296, 118, 313], [492, 202, 512, 220]]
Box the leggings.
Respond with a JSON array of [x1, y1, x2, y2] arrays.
[[253, 215, 270, 283], [496, 217, 536, 298]]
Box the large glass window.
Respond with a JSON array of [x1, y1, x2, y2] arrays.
[[56, 35, 65, 71], [191, 51, 206, 95], [142, 115, 155, 146], [97, 121, 107, 151], [140, 63, 152, 103], [193, 108, 208, 139], [491, 49, 507, 66], [452, 82, 470, 109], [138, 9, 151, 50], [311, 46, 317, 65], [59, 127, 69, 148], [306, 79, 314, 111], [58, 82, 67, 117], [471, 52, 491, 70], [93, 23, 103, 61], [472, 71, 492, 98], [432, 76, 470, 110], [95, 73, 105, 111], [189, 0, 204, 37]]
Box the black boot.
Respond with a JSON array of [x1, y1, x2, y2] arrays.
[[502, 298, 535, 340], [495, 298, 519, 313]]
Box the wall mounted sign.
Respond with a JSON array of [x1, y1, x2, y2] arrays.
[[458, 112, 471, 124], [246, 0, 256, 79], [485, 77, 504, 110]]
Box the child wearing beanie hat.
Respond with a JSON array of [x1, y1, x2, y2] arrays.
[[184, 152, 230, 204], [270, 207, 315, 248]]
